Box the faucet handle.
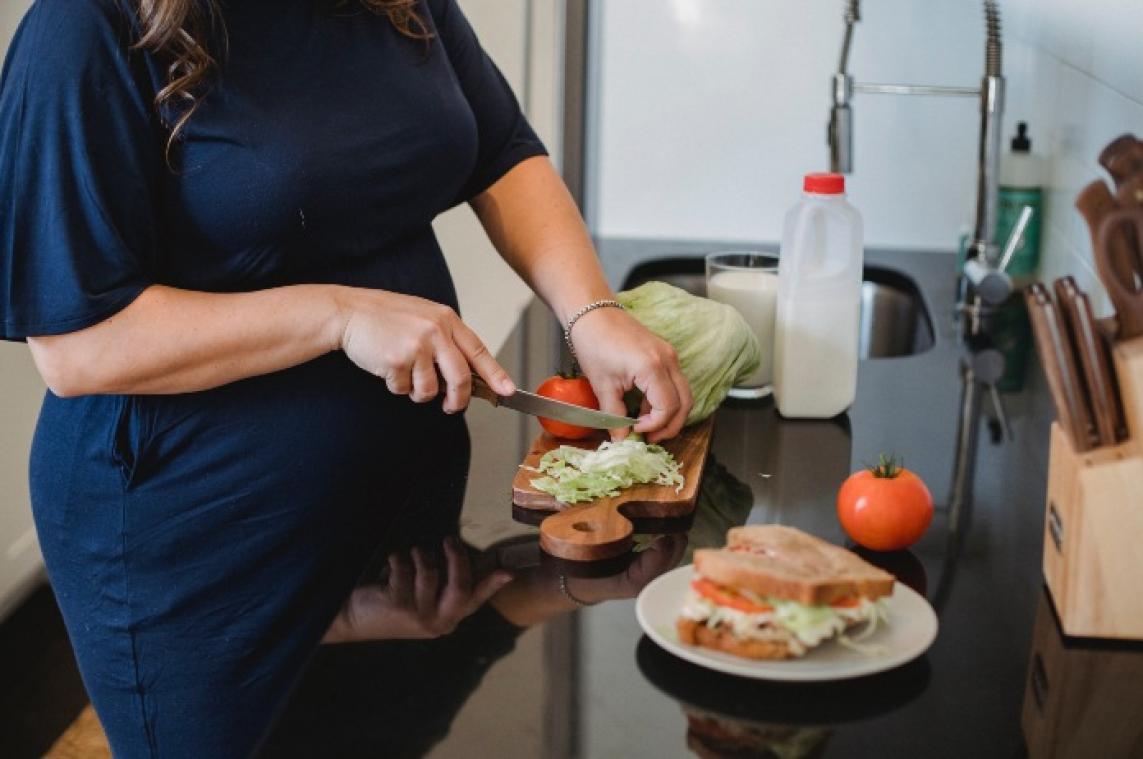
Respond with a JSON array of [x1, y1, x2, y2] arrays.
[[963, 258, 1012, 305], [962, 205, 1033, 307]]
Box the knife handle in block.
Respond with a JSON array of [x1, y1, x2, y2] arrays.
[[1098, 210, 1143, 341], [1026, 284, 1096, 452], [1053, 277, 1125, 447], [1077, 181, 1142, 332]]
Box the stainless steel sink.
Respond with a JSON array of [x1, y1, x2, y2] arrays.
[[620, 258, 935, 359]]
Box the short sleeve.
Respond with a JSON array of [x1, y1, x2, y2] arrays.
[[0, 0, 159, 341], [427, 0, 548, 203]]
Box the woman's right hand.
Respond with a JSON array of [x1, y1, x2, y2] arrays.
[[334, 288, 516, 412]]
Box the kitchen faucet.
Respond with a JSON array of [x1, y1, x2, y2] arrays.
[[828, 0, 1012, 313]]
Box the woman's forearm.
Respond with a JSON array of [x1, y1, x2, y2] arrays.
[[472, 156, 693, 440], [27, 284, 345, 397], [470, 156, 614, 323]]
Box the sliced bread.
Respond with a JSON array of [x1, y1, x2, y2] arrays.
[[693, 525, 894, 605]]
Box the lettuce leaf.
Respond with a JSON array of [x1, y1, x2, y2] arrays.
[[617, 281, 761, 425]]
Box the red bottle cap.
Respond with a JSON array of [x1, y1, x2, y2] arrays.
[[804, 172, 845, 194]]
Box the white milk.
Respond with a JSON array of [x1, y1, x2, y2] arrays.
[[773, 173, 864, 418], [772, 291, 860, 416], [707, 269, 778, 387]]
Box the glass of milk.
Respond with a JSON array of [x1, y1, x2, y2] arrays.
[[704, 251, 779, 399]]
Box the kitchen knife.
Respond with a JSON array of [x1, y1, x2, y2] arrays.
[[470, 375, 637, 430], [1119, 173, 1143, 209], [1053, 276, 1124, 447], [1099, 133, 1143, 190], [1096, 208, 1143, 340], [1076, 180, 1143, 335], [1025, 284, 1097, 452]]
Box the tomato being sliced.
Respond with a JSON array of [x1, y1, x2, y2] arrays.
[[535, 374, 601, 440], [692, 578, 773, 614]]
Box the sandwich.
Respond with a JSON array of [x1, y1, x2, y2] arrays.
[[677, 525, 895, 660]]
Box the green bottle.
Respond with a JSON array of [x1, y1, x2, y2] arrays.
[[996, 121, 1044, 285], [955, 121, 1045, 282]]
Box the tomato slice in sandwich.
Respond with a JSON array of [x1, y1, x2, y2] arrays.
[[691, 578, 773, 614], [830, 597, 862, 608]]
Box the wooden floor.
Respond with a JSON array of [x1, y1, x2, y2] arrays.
[[44, 706, 110, 759]]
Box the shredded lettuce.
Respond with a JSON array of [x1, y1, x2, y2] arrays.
[[837, 603, 890, 655], [528, 439, 684, 504], [769, 598, 849, 647]]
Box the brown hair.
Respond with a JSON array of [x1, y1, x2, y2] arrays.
[[132, 0, 433, 158]]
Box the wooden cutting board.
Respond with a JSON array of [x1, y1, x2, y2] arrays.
[[512, 418, 715, 561]]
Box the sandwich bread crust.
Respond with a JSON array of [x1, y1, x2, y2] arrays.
[[676, 618, 798, 660], [694, 525, 894, 606]]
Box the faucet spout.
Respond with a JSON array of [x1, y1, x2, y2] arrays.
[[968, 1, 1005, 265], [829, 1, 860, 174], [826, 0, 1008, 323], [829, 74, 854, 174]]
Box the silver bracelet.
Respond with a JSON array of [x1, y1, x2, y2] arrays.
[[563, 299, 624, 358], [559, 574, 598, 608]]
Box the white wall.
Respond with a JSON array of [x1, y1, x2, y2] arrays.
[[590, 0, 986, 250], [0, 0, 45, 621], [1003, 0, 1143, 318]]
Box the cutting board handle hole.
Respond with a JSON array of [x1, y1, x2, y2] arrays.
[[571, 521, 598, 533]]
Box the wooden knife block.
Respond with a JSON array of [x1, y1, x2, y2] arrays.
[[1042, 338, 1143, 640]]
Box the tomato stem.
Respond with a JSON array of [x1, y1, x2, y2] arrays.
[[868, 453, 902, 479]]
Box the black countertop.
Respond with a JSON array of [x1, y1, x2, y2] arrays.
[[262, 242, 1143, 759]]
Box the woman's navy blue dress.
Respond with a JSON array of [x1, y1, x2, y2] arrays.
[[0, 0, 545, 755]]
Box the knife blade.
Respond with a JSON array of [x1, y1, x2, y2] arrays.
[[1053, 276, 1125, 447], [470, 375, 637, 430], [1025, 284, 1097, 452]]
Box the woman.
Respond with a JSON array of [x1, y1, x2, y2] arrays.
[[0, 0, 692, 756]]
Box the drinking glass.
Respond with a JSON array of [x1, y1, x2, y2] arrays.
[[704, 252, 779, 399]]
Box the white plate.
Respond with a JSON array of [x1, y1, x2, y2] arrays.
[[636, 564, 938, 682]]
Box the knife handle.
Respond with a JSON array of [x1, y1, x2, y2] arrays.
[[1077, 181, 1142, 325], [1026, 284, 1096, 452], [1054, 277, 1123, 447], [1097, 209, 1143, 340], [470, 374, 501, 406]]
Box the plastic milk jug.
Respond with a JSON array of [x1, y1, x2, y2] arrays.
[[773, 172, 864, 418]]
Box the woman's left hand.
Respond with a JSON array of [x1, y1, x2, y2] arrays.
[[569, 306, 692, 443]]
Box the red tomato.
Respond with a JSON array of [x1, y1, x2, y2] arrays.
[[830, 597, 861, 608], [837, 455, 933, 551], [535, 375, 600, 440], [692, 578, 773, 614]]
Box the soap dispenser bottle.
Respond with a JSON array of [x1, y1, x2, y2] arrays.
[[997, 121, 1044, 286], [773, 173, 864, 419]]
